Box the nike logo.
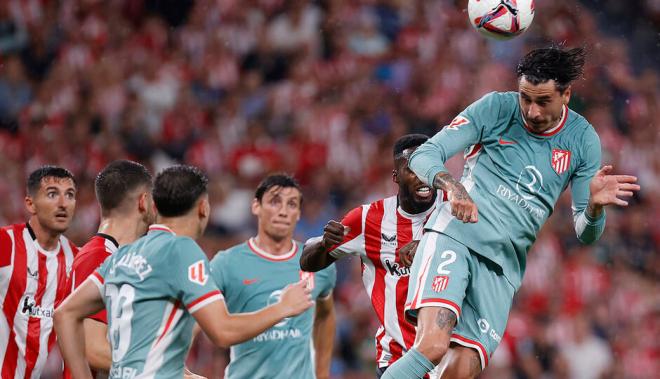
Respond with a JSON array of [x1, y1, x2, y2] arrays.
[[243, 278, 258, 285], [498, 137, 516, 145]]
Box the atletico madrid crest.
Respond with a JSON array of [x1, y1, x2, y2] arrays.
[[300, 271, 315, 290], [432, 275, 449, 293], [551, 149, 571, 175]]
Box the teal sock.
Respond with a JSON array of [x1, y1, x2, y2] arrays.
[[381, 348, 434, 379]]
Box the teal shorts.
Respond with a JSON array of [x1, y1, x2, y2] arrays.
[[405, 231, 515, 370]]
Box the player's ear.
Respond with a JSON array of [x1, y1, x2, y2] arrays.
[[562, 85, 571, 105], [251, 198, 260, 216], [24, 195, 36, 215], [198, 196, 210, 219], [138, 192, 148, 213], [392, 169, 399, 184]]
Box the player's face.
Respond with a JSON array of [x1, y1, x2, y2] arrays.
[[394, 150, 436, 213], [253, 186, 302, 242], [26, 177, 76, 234], [518, 77, 570, 133]]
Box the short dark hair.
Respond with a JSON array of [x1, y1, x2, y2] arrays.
[[27, 165, 76, 195], [152, 165, 209, 217], [95, 160, 152, 214], [516, 47, 586, 92], [393, 134, 429, 160], [254, 174, 301, 203]]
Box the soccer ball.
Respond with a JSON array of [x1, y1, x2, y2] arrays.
[[467, 0, 535, 40]]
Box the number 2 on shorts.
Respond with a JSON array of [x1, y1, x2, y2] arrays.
[[437, 250, 457, 275]]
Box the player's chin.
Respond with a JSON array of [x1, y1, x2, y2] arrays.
[[412, 192, 436, 205], [48, 221, 71, 234]]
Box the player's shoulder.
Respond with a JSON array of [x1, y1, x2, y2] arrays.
[[78, 235, 116, 257], [474, 91, 515, 107], [564, 108, 601, 155], [566, 108, 597, 136], [210, 241, 249, 267], [73, 235, 115, 269]]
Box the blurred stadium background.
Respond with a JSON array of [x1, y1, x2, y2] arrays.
[[0, 0, 657, 378]]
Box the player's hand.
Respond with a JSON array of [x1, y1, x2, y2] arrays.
[[321, 220, 348, 250], [279, 280, 314, 317], [589, 165, 640, 209], [399, 240, 419, 268], [448, 183, 478, 223]]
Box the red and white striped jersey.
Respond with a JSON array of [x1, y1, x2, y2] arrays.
[[67, 234, 118, 324], [0, 223, 78, 379], [328, 195, 441, 368], [62, 234, 118, 379]]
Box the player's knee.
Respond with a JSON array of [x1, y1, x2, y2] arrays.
[[440, 346, 482, 379], [416, 334, 450, 364], [414, 308, 456, 364]]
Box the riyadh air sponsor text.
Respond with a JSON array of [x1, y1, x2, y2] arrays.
[[496, 185, 546, 220]]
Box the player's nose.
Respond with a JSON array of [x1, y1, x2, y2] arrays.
[[527, 104, 542, 119]]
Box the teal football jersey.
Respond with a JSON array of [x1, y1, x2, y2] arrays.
[[92, 225, 222, 379], [409, 92, 606, 289], [209, 238, 337, 379]]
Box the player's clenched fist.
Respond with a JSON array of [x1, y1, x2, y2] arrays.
[[321, 220, 349, 250], [278, 280, 315, 316], [448, 184, 479, 223], [433, 172, 478, 223]]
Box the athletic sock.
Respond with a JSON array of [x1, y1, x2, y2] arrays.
[[380, 348, 435, 379]]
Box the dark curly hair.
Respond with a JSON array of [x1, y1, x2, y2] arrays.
[[516, 47, 586, 92]]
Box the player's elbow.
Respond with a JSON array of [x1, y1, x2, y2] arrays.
[[208, 329, 236, 349], [53, 305, 72, 332], [86, 345, 110, 371]]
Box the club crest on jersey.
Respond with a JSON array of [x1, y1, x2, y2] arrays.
[[444, 116, 470, 130], [299, 270, 315, 290], [551, 149, 571, 175], [188, 260, 208, 285], [432, 275, 449, 292]]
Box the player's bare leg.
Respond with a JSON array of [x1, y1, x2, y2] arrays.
[[414, 307, 457, 364], [381, 307, 456, 378], [436, 345, 482, 379]]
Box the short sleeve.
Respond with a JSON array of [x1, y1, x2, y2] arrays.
[[89, 256, 112, 296], [72, 252, 112, 323], [209, 250, 228, 293], [170, 238, 224, 314], [327, 206, 365, 259], [0, 228, 12, 268]]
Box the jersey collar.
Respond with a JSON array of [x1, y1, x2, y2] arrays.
[[148, 224, 176, 235], [248, 237, 298, 261], [95, 233, 119, 249], [522, 104, 568, 137], [26, 221, 61, 255]]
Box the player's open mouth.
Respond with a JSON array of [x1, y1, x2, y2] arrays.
[[415, 186, 432, 198], [55, 213, 68, 220]]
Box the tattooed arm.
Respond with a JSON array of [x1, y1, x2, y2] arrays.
[[433, 172, 478, 223]]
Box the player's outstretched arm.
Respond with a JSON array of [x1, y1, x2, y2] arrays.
[[587, 165, 640, 215], [54, 279, 106, 379], [300, 220, 345, 271], [193, 280, 314, 348], [313, 294, 335, 379]]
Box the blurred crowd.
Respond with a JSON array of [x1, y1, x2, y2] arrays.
[[0, 0, 657, 378]]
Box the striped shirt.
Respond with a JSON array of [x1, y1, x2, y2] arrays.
[[63, 233, 119, 379], [0, 223, 77, 379], [328, 195, 441, 368]]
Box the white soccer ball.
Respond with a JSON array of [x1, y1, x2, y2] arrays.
[[467, 0, 535, 40]]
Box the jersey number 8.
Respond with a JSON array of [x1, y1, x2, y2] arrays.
[[105, 284, 136, 361]]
